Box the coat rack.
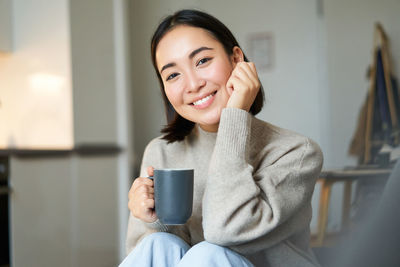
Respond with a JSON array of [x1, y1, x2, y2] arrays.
[[349, 23, 400, 164]]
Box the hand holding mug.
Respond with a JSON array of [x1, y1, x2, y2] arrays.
[[226, 61, 260, 112], [129, 166, 157, 223]]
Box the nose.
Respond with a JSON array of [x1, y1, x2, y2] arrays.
[[185, 70, 205, 93]]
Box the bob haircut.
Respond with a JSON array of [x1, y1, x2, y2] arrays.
[[151, 9, 265, 143]]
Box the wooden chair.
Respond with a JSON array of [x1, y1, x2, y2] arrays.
[[311, 168, 391, 247]]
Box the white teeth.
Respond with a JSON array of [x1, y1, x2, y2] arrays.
[[193, 93, 213, 106]]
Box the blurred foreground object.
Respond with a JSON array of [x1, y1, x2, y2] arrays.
[[331, 159, 400, 267]]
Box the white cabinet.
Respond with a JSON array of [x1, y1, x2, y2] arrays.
[[0, 0, 13, 52], [5, 0, 131, 265], [10, 154, 120, 267]]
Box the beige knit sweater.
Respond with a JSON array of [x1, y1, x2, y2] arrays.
[[126, 108, 323, 267]]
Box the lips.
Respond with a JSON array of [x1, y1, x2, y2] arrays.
[[188, 91, 217, 110], [191, 91, 217, 106]]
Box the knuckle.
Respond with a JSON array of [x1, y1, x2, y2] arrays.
[[133, 177, 143, 184], [137, 184, 147, 192]]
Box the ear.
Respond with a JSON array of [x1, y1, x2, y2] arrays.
[[231, 46, 244, 65]]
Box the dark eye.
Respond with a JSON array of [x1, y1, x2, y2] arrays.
[[197, 57, 212, 66], [166, 73, 179, 81]]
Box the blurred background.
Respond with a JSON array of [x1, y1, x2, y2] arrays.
[[0, 0, 399, 266]]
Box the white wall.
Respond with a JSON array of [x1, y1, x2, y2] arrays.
[[70, 0, 118, 145], [0, 0, 73, 149]]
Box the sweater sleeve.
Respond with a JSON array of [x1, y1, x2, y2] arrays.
[[125, 140, 170, 255], [202, 108, 323, 254], [125, 138, 191, 255]]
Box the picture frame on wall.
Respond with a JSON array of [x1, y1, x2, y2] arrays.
[[247, 32, 274, 71]]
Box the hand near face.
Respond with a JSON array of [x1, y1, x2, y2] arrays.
[[128, 166, 157, 223], [226, 61, 260, 112]]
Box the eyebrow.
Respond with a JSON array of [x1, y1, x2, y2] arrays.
[[160, 46, 214, 73], [160, 63, 176, 73], [189, 46, 213, 59]]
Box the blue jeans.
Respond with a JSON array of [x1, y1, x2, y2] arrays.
[[119, 232, 254, 267]]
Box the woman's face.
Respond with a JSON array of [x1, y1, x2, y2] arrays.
[[155, 25, 241, 132]]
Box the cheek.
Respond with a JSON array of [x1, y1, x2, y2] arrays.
[[207, 61, 233, 84], [164, 87, 182, 108]]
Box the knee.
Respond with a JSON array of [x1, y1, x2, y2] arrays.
[[189, 241, 226, 256], [120, 233, 190, 267], [182, 242, 253, 267], [141, 232, 189, 251], [143, 232, 174, 243]]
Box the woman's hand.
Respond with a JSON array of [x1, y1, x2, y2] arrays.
[[226, 61, 260, 112], [128, 166, 157, 223]]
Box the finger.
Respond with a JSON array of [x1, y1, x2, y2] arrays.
[[131, 177, 154, 193], [239, 70, 259, 93], [136, 184, 153, 194], [246, 64, 260, 89], [129, 181, 137, 199], [144, 207, 157, 222], [236, 63, 259, 87], [137, 186, 155, 198], [226, 77, 235, 95], [227, 76, 247, 92], [248, 62, 257, 74], [138, 177, 154, 186], [147, 166, 154, 177], [143, 198, 155, 209], [131, 200, 157, 223], [232, 65, 252, 84], [140, 191, 152, 201], [147, 187, 154, 194], [241, 62, 258, 79]]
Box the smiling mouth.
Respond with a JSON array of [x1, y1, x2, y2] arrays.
[[191, 91, 217, 106]]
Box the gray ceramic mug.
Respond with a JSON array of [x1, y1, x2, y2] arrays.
[[149, 169, 194, 225]]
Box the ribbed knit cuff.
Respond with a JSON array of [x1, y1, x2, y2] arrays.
[[217, 108, 252, 158], [145, 219, 169, 232]]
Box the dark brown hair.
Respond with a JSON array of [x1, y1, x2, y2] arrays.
[[151, 9, 265, 143]]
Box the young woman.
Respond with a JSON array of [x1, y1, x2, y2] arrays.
[[121, 9, 323, 267]]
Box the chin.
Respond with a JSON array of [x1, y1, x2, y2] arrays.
[[199, 110, 222, 126]]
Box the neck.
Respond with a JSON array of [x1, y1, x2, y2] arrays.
[[199, 123, 219, 132]]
